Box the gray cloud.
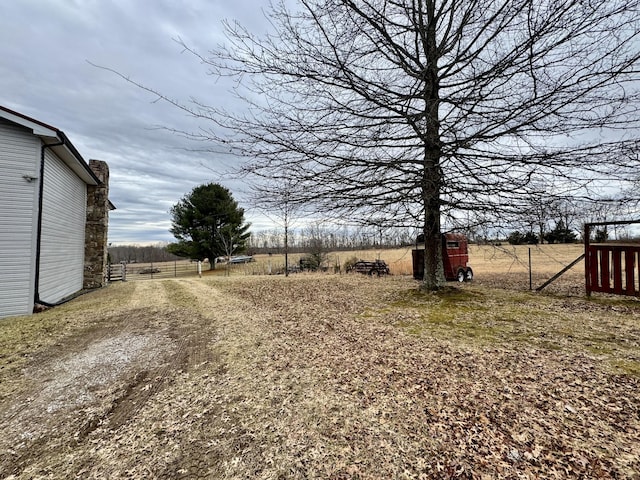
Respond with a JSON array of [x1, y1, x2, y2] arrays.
[[1, 0, 271, 244]]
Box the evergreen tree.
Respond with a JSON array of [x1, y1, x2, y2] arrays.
[[544, 221, 577, 244], [168, 183, 250, 269]]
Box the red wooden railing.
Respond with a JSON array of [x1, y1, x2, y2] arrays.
[[584, 221, 640, 297], [585, 244, 640, 296]]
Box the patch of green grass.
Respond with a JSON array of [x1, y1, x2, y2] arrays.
[[379, 284, 640, 377], [162, 280, 200, 308], [585, 344, 615, 356], [0, 314, 66, 368], [384, 286, 523, 343], [492, 315, 521, 323], [537, 339, 563, 351], [390, 285, 485, 309], [384, 285, 632, 352], [583, 333, 620, 344], [610, 359, 640, 376], [586, 295, 640, 308]]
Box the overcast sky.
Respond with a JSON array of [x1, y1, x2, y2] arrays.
[[1, 0, 279, 245]]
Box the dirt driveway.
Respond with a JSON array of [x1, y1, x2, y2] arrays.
[[0, 275, 639, 479]]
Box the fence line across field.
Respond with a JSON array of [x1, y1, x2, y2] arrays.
[[106, 244, 587, 291], [107, 258, 290, 281]]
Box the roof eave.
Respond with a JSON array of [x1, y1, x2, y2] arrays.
[[0, 105, 100, 186]]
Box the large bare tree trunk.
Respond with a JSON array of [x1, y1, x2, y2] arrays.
[[421, 189, 444, 289], [421, 1, 446, 289]]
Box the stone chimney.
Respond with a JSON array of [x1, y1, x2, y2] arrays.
[[84, 159, 111, 289]]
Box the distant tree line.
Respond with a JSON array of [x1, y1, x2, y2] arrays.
[[108, 226, 415, 264], [111, 196, 640, 262], [507, 221, 577, 245], [475, 197, 640, 246], [108, 245, 182, 264], [246, 224, 417, 255], [108, 225, 416, 265]]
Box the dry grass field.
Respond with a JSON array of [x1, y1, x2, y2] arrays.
[[1, 245, 639, 479], [149, 243, 583, 277], [200, 243, 586, 295]]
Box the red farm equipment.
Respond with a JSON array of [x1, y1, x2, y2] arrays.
[[412, 233, 473, 282]]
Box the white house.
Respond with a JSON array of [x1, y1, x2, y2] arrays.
[[0, 106, 113, 318]]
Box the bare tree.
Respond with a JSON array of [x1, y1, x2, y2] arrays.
[[302, 221, 331, 271], [119, 0, 640, 288], [251, 179, 301, 275], [217, 224, 246, 276]]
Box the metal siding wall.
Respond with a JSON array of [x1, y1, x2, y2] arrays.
[[0, 121, 39, 318], [39, 149, 86, 303]]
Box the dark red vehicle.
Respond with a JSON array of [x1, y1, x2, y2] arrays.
[[412, 233, 473, 282]]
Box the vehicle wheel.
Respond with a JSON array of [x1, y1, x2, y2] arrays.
[[457, 269, 466, 282], [465, 267, 474, 282]]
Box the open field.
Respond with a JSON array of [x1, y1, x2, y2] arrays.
[[1, 260, 639, 479], [234, 243, 585, 279], [132, 244, 588, 296]]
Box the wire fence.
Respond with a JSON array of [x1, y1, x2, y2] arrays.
[[108, 244, 593, 296], [468, 243, 587, 295], [108, 260, 209, 281]]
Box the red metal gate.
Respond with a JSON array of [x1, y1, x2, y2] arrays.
[[584, 221, 640, 297]]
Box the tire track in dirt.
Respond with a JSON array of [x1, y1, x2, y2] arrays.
[[5, 277, 361, 478], [60, 279, 230, 478], [0, 281, 188, 478], [102, 279, 225, 434], [64, 278, 264, 479]]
